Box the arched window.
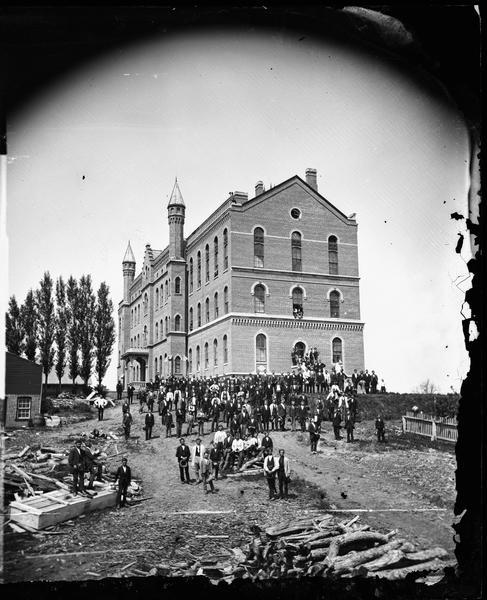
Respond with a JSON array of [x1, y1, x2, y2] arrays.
[[291, 231, 302, 271], [197, 251, 202, 287], [160, 284, 163, 304], [160, 319, 163, 338], [154, 357, 157, 377], [189, 258, 194, 293], [164, 353, 167, 377], [256, 333, 267, 370], [174, 314, 181, 331], [175, 276, 181, 295], [205, 244, 210, 282], [204, 342, 209, 369], [254, 284, 266, 313], [189, 307, 194, 331], [155, 288, 159, 308], [131, 309, 133, 326], [213, 339, 218, 366], [165, 280, 169, 300], [292, 286, 304, 318], [223, 335, 228, 364], [196, 346, 200, 371], [155, 322, 159, 341], [332, 337, 343, 363], [254, 227, 264, 268], [224, 286, 229, 314], [328, 236, 338, 274], [197, 303, 201, 327], [330, 291, 340, 318], [205, 297, 210, 323], [214, 292, 219, 318], [143, 325, 147, 346], [130, 337, 133, 347], [214, 236, 219, 278], [223, 228, 228, 270], [144, 293, 148, 314], [137, 334, 140, 347], [174, 356, 181, 374], [168, 278, 171, 297], [188, 348, 193, 373], [164, 316, 168, 335]]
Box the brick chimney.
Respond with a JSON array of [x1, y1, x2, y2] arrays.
[[305, 168, 318, 191], [232, 191, 248, 204], [255, 181, 265, 196]]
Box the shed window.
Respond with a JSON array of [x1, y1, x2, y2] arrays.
[[16, 396, 32, 420]]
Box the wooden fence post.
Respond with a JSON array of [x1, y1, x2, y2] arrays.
[[431, 420, 437, 442], [402, 416, 406, 433]]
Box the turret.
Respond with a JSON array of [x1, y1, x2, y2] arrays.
[[167, 178, 185, 259], [122, 241, 136, 302]]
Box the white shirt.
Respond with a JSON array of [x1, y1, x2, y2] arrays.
[[213, 430, 226, 445], [232, 439, 244, 452]]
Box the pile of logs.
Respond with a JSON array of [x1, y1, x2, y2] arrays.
[[229, 514, 455, 581]]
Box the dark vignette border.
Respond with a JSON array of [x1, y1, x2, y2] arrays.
[[1, 3, 483, 599]]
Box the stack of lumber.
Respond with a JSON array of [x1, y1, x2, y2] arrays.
[[226, 514, 454, 581]]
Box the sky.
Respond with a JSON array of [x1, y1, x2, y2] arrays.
[[6, 27, 472, 393]]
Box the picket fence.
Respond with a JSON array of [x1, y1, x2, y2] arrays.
[[402, 411, 457, 443]]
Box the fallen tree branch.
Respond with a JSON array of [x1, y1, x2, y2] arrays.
[[332, 539, 404, 575]]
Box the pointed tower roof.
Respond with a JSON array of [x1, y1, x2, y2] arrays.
[[167, 178, 185, 207], [123, 241, 136, 264]]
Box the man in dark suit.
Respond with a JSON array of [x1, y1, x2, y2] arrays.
[[114, 458, 131, 508], [116, 380, 123, 400], [175, 437, 191, 483], [83, 441, 103, 489], [145, 409, 155, 440], [68, 440, 87, 496]]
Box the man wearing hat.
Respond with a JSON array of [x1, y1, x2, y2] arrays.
[[277, 449, 291, 499], [200, 450, 216, 494], [114, 457, 131, 508], [68, 439, 87, 496], [263, 448, 279, 500], [191, 438, 206, 484], [176, 438, 191, 483]]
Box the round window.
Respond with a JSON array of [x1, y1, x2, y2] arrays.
[[290, 208, 301, 220]]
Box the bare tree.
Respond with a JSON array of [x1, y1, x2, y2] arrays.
[[414, 379, 440, 394]]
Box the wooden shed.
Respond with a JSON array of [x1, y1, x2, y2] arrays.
[[2, 352, 43, 428]]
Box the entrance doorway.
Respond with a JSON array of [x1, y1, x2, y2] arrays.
[[292, 341, 306, 365]]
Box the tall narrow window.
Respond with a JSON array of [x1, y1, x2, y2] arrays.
[[197, 251, 201, 287], [328, 235, 338, 274], [189, 258, 194, 293], [213, 339, 218, 366], [16, 397, 32, 420], [254, 227, 264, 268], [214, 292, 219, 318], [144, 293, 148, 314], [188, 348, 193, 373], [155, 322, 159, 341], [143, 326, 148, 346], [291, 231, 302, 271], [165, 280, 169, 300], [254, 284, 266, 313], [332, 337, 343, 363], [205, 297, 210, 323], [330, 291, 340, 318], [223, 335, 228, 364], [154, 357, 157, 376], [223, 228, 228, 270], [175, 277, 181, 295], [204, 342, 209, 369], [137, 334, 140, 347], [214, 236, 219, 278], [174, 314, 181, 331], [224, 286, 229, 314], [160, 319, 163, 337], [197, 303, 201, 327], [174, 356, 181, 374], [292, 286, 304, 318], [196, 346, 200, 371], [155, 289, 159, 308], [189, 307, 194, 331], [165, 317, 168, 335], [256, 334, 267, 370], [205, 244, 210, 283]]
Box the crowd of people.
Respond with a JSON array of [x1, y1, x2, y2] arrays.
[[112, 369, 388, 502]]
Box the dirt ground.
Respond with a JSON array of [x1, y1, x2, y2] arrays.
[[3, 401, 457, 583]]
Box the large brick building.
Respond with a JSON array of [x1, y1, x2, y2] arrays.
[[117, 169, 364, 385]]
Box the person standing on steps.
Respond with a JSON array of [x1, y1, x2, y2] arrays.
[[145, 409, 155, 440], [176, 438, 191, 483], [263, 448, 279, 500]]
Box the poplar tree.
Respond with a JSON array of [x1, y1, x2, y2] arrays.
[[6, 295, 24, 355], [66, 276, 80, 386], [55, 276, 68, 393], [78, 274, 96, 389], [35, 272, 56, 385], [94, 282, 116, 387], [21, 289, 37, 361]]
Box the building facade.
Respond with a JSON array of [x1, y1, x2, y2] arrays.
[[118, 169, 365, 386], [2, 352, 43, 428]]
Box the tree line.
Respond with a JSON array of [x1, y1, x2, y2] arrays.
[[6, 272, 115, 392]]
